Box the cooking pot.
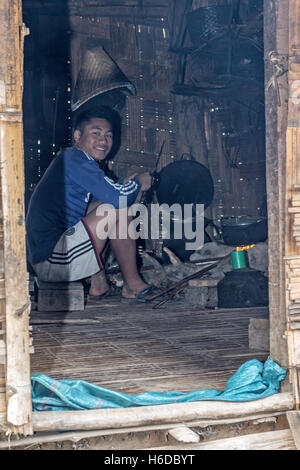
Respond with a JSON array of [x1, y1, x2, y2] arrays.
[[220, 215, 268, 246], [155, 160, 214, 209]]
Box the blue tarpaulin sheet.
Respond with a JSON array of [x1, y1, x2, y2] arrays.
[[31, 357, 287, 411]]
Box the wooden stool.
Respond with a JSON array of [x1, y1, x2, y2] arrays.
[[35, 278, 84, 311], [248, 318, 270, 351]]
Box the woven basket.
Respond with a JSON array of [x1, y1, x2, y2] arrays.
[[187, 6, 232, 45]]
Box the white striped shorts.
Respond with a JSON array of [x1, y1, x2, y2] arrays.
[[33, 219, 104, 282]]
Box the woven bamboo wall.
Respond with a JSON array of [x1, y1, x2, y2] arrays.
[[22, 0, 266, 223], [169, 0, 266, 223], [22, 1, 72, 209], [68, 0, 176, 179], [22, 0, 176, 202]]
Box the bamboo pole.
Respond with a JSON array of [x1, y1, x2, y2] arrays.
[[32, 393, 294, 433], [0, 0, 32, 435]]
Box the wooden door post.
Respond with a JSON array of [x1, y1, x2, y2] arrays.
[[0, 0, 32, 434], [284, 0, 300, 408], [264, 0, 289, 369]]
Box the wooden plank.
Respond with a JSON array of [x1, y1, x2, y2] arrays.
[[283, 411, 300, 449], [145, 429, 296, 450], [32, 393, 294, 432], [0, 411, 287, 449], [168, 425, 200, 443], [68, 6, 169, 20], [189, 278, 219, 287]]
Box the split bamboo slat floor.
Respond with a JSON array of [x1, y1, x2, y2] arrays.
[[29, 297, 269, 395]]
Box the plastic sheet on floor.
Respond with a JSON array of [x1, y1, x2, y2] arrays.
[[31, 357, 287, 411]]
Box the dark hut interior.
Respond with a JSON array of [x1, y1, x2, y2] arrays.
[[23, 0, 271, 395]]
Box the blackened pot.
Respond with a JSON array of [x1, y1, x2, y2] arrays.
[[156, 160, 214, 209], [221, 215, 268, 246]]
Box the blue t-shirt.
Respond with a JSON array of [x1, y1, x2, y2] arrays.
[[26, 146, 141, 265]]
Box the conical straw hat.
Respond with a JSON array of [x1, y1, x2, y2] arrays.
[[71, 46, 136, 111]]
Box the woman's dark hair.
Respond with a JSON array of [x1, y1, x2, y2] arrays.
[[73, 105, 122, 160]]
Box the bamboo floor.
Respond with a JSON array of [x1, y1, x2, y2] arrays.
[[29, 298, 269, 395]]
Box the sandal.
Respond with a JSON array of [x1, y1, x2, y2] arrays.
[[121, 285, 163, 304], [86, 285, 120, 302]]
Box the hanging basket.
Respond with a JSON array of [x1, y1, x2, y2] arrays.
[[186, 6, 233, 45]]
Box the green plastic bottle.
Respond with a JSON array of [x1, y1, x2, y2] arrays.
[[231, 250, 247, 269]]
